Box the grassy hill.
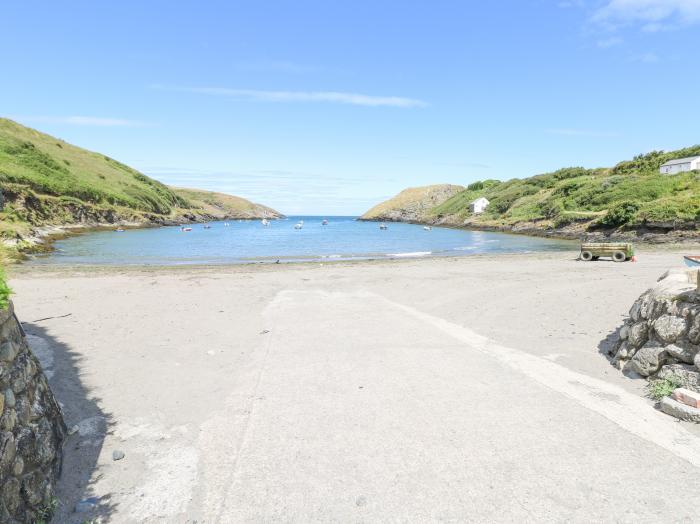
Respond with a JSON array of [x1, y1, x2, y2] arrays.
[[360, 184, 464, 222], [363, 146, 700, 241], [0, 118, 282, 259]]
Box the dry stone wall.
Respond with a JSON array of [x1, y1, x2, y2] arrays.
[[0, 302, 66, 522], [608, 268, 700, 421]]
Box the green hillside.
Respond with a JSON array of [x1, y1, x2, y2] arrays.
[[360, 184, 464, 222], [420, 146, 700, 237], [0, 118, 282, 258]]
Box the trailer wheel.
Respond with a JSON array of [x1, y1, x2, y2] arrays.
[[581, 250, 593, 261], [613, 251, 626, 262]]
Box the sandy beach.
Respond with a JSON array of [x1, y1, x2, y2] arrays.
[[9, 247, 700, 522]]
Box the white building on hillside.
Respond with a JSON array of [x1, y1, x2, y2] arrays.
[[469, 197, 490, 214], [659, 156, 700, 175]]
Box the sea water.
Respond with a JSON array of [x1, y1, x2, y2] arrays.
[[32, 216, 574, 265]]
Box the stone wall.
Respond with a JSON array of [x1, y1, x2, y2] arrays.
[[1, 302, 66, 522], [608, 268, 700, 420]]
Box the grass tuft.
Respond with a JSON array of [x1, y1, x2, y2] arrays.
[[646, 375, 682, 400]]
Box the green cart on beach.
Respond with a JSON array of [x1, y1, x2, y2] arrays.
[[580, 242, 634, 262]]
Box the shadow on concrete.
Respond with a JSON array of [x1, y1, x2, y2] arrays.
[[22, 322, 117, 523], [597, 325, 621, 362]]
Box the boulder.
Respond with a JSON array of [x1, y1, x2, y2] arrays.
[[627, 322, 648, 349], [665, 343, 699, 365], [626, 343, 667, 377], [652, 315, 687, 344]]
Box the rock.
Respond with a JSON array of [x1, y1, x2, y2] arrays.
[[626, 343, 667, 377], [619, 325, 629, 340], [659, 396, 700, 422], [112, 449, 125, 461], [657, 364, 700, 392], [665, 343, 699, 365], [1, 408, 17, 431], [75, 497, 99, 513], [4, 389, 15, 408], [613, 342, 629, 361], [689, 315, 700, 344], [627, 322, 649, 349], [630, 300, 642, 322], [1, 477, 21, 513], [652, 315, 687, 344], [0, 341, 18, 362], [12, 457, 23, 476], [695, 352, 700, 370]]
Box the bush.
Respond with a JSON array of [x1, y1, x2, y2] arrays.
[[599, 201, 640, 227], [0, 267, 11, 310]]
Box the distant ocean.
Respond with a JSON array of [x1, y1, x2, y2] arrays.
[[32, 216, 575, 266]]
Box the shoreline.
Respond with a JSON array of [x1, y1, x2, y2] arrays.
[[11, 243, 700, 277], [358, 216, 700, 244]]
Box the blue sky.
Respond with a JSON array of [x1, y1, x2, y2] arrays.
[[2, 1, 699, 215]]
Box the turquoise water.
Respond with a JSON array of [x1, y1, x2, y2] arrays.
[[32, 216, 575, 265]]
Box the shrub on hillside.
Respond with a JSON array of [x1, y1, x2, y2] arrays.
[[599, 201, 640, 227]]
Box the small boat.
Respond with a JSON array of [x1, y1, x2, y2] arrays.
[[294, 222, 303, 230], [203, 224, 212, 229], [423, 226, 432, 231], [224, 223, 230, 227], [379, 223, 388, 230], [322, 219, 328, 226], [684, 256, 700, 267], [262, 218, 270, 226], [181, 227, 192, 232], [115, 228, 125, 232]]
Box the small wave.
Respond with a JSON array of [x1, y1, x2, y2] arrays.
[[388, 251, 432, 258], [453, 246, 477, 251], [321, 254, 343, 259]]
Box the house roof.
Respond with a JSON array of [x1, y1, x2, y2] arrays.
[[660, 156, 700, 167]]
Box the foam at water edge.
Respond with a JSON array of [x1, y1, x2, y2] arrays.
[[387, 251, 432, 258]]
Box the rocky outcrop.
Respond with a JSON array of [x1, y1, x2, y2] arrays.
[[1, 302, 65, 522], [360, 184, 464, 223], [608, 269, 700, 419]]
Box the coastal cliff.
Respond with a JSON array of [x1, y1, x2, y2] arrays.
[[0, 118, 283, 259], [361, 147, 700, 242], [359, 184, 464, 223]]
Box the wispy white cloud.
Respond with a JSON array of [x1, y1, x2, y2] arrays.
[[546, 128, 620, 137], [8, 115, 144, 127], [151, 85, 427, 108], [593, 0, 700, 30]]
